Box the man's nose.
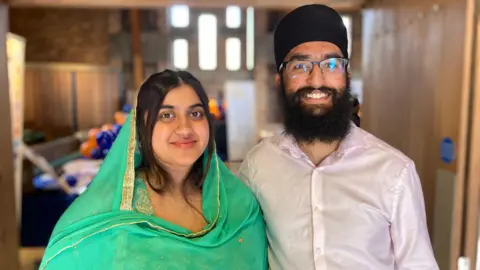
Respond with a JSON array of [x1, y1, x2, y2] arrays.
[[306, 65, 325, 88]]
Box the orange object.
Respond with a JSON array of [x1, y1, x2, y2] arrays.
[[80, 141, 96, 158], [114, 111, 127, 125], [208, 98, 221, 120], [88, 128, 100, 143]]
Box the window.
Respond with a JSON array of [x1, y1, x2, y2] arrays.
[[226, 6, 242, 28], [170, 5, 189, 28], [246, 7, 255, 70], [172, 39, 189, 69], [198, 14, 218, 70], [342, 16, 352, 56], [226, 38, 241, 71]]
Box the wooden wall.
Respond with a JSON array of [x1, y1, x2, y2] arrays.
[[362, 0, 470, 268], [24, 63, 122, 140]]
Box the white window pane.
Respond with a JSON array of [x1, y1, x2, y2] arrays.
[[170, 5, 189, 27], [198, 14, 217, 70], [342, 16, 352, 56], [173, 39, 189, 69], [226, 6, 241, 28], [246, 7, 255, 70], [226, 38, 241, 71]]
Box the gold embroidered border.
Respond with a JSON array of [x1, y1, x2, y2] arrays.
[[120, 108, 137, 211]]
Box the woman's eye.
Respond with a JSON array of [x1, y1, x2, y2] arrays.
[[190, 111, 204, 118], [159, 112, 174, 120]]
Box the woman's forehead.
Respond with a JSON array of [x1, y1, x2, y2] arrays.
[[162, 84, 202, 108]]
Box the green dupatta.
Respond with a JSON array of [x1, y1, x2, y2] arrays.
[[39, 109, 268, 270]]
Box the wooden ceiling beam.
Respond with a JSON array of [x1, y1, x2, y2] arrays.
[[8, 0, 364, 11]]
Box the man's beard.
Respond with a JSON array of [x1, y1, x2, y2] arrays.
[[280, 78, 353, 144]]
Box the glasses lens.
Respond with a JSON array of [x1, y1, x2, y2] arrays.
[[321, 58, 347, 73], [286, 60, 311, 77]]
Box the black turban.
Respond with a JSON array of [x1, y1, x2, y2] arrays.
[[273, 4, 349, 71]]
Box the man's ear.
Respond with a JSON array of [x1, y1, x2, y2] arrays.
[[274, 74, 281, 88]]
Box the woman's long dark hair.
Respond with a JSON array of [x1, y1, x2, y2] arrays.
[[135, 70, 215, 198]]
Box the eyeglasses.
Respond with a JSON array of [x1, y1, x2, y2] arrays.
[[279, 58, 349, 79]]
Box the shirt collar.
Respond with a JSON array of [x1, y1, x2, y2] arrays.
[[278, 123, 368, 161]]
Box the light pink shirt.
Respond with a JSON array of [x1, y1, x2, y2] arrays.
[[238, 125, 439, 270]]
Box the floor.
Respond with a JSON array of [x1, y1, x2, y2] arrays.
[[20, 248, 44, 270]]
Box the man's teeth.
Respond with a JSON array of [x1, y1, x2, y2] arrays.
[[306, 92, 328, 99]]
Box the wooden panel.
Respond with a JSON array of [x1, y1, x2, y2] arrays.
[[462, 0, 480, 263], [24, 66, 73, 139], [362, 0, 470, 268], [76, 69, 120, 129], [0, 4, 21, 270], [451, 0, 477, 264], [24, 63, 121, 139], [9, 0, 364, 11], [129, 9, 144, 91]]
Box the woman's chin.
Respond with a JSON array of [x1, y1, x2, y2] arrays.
[[155, 144, 207, 168], [170, 152, 204, 167]]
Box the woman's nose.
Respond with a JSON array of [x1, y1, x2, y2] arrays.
[[175, 117, 193, 136]]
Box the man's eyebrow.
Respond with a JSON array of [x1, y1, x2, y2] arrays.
[[287, 52, 344, 62], [287, 53, 310, 61], [323, 52, 344, 59]]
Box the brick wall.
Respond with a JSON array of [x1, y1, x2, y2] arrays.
[[9, 8, 111, 65]]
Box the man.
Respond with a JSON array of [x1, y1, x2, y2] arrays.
[[238, 4, 438, 270]]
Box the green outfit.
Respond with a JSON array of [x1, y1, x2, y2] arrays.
[[39, 110, 268, 270]]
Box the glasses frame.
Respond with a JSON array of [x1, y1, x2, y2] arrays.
[[278, 57, 350, 77]]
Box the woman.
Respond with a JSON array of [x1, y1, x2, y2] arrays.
[[39, 70, 268, 269]]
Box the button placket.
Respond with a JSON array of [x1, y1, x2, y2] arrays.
[[311, 168, 325, 264]]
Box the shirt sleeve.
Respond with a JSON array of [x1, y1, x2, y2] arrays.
[[390, 162, 439, 269]]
